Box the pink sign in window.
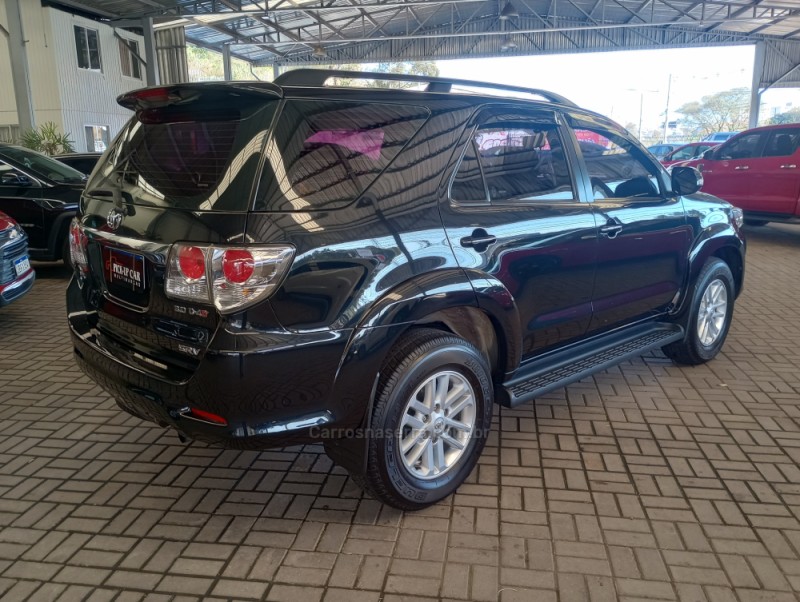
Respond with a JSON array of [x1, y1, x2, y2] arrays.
[[305, 129, 385, 160]]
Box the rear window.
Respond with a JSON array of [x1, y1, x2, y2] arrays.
[[86, 101, 277, 211], [254, 100, 429, 212]]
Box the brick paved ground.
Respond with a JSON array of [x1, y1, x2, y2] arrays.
[[1, 225, 800, 602]]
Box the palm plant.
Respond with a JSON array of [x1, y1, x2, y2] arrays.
[[19, 122, 75, 155]]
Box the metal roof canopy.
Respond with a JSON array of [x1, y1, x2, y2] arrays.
[[50, 0, 800, 93]]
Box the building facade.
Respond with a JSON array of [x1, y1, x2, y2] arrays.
[[0, 2, 144, 150]]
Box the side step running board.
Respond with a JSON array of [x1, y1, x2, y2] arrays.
[[497, 323, 684, 408]]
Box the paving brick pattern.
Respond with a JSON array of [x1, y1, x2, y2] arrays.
[[1, 225, 800, 601]]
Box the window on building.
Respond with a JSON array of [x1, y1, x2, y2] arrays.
[[75, 25, 102, 71], [118, 38, 141, 79], [85, 125, 110, 153]]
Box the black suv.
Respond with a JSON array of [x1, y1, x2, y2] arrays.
[[67, 70, 745, 510], [0, 143, 86, 266]]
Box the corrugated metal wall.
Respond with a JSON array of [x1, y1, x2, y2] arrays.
[[49, 7, 144, 150], [156, 26, 189, 84], [760, 39, 800, 89]]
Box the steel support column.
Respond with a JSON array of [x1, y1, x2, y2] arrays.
[[141, 17, 160, 86], [4, 0, 35, 133], [222, 44, 232, 81], [750, 41, 766, 128]]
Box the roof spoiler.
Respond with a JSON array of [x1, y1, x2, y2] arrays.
[[274, 69, 577, 108], [117, 81, 282, 112]]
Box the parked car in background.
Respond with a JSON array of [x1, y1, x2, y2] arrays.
[[646, 143, 675, 159], [0, 210, 34, 306], [68, 70, 745, 510], [703, 132, 738, 143], [0, 143, 85, 267], [661, 142, 719, 167], [679, 123, 800, 225], [53, 152, 102, 176]]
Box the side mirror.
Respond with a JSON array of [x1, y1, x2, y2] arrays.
[[702, 149, 715, 160], [672, 166, 703, 196]]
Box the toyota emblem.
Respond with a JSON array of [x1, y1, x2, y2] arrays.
[[107, 208, 124, 231]]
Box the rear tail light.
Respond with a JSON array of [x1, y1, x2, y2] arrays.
[[165, 243, 294, 314], [69, 218, 89, 274]]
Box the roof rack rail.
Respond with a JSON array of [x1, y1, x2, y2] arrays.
[[273, 69, 577, 108]]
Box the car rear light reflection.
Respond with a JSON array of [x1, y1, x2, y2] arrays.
[[69, 218, 89, 274]]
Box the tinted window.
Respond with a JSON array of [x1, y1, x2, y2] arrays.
[[451, 139, 486, 202], [255, 101, 429, 212], [0, 146, 85, 183], [452, 123, 573, 203], [86, 101, 277, 211], [574, 127, 661, 199], [763, 129, 800, 157], [717, 133, 763, 160]]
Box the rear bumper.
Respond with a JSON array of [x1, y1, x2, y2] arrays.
[[67, 279, 360, 450], [0, 269, 35, 306]]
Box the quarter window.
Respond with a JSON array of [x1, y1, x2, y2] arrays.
[[74, 26, 102, 71], [118, 38, 141, 79], [451, 122, 574, 203], [255, 101, 429, 212], [574, 127, 661, 199]]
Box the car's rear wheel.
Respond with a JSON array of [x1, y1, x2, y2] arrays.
[[662, 258, 735, 365], [352, 328, 493, 510]]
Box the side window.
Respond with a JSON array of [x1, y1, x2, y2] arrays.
[[451, 122, 574, 203], [574, 127, 661, 199], [717, 133, 763, 160], [671, 146, 696, 161], [255, 101, 428, 212], [74, 26, 102, 71], [762, 129, 800, 157]]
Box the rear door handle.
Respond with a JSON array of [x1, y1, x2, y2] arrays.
[[460, 229, 497, 250], [780, 164, 797, 169], [734, 165, 749, 170]]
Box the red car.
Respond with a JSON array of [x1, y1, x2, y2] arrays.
[[660, 142, 719, 167], [0, 211, 34, 306], [679, 123, 800, 225]]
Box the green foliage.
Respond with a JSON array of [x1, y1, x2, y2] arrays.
[[769, 107, 800, 125], [19, 122, 74, 155], [676, 88, 750, 140]]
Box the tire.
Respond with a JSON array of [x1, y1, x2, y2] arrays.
[[662, 258, 735, 365], [744, 219, 768, 227], [352, 328, 493, 510]]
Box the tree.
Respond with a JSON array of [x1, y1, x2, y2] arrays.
[[675, 88, 750, 140], [326, 61, 439, 88], [769, 107, 800, 125]]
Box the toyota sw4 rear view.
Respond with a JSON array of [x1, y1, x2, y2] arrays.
[[67, 70, 745, 509]]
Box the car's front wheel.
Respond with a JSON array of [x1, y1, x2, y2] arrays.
[[353, 328, 493, 510], [662, 258, 735, 365]]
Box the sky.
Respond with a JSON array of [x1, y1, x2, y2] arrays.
[[436, 45, 800, 135]]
